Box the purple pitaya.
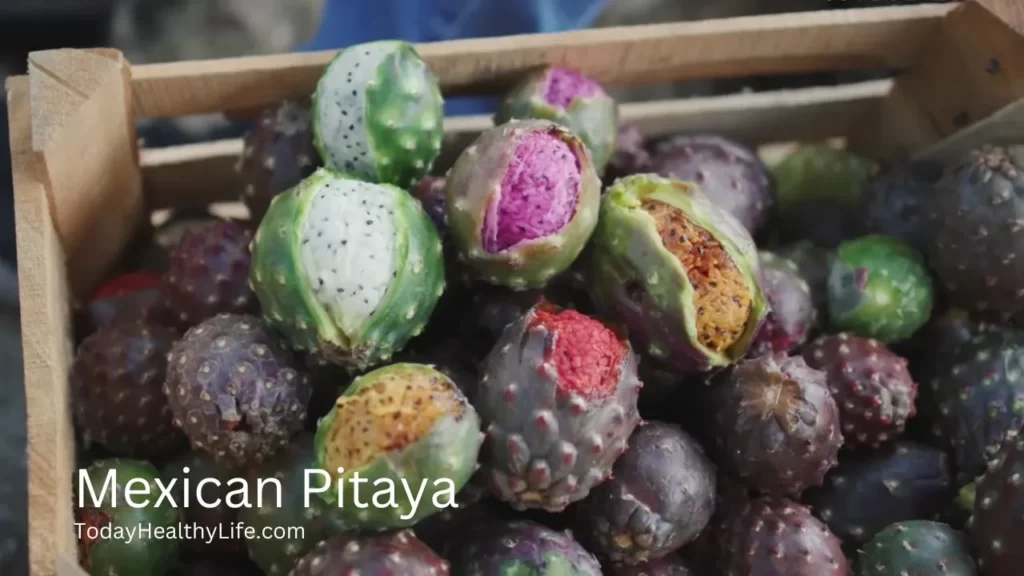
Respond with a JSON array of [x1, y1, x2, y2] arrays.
[[747, 251, 816, 357], [410, 175, 448, 235], [969, 435, 1024, 576], [452, 520, 602, 575], [604, 555, 694, 576], [604, 123, 653, 185], [476, 300, 642, 511]]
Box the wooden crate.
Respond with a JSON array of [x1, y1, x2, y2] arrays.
[[7, 0, 1023, 573]]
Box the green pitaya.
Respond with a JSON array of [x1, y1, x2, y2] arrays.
[[444, 119, 601, 290], [74, 459, 180, 576], [249, 168, 445, 371], [313, 362, 482, 531], [587, 173, 767, 374], [312, 40, 443, 188], [859, 521, 976, 576], [494, 66, 619, 173]]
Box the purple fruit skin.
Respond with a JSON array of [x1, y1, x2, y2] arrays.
[[162, 221, 256, 331], [650, 134, 774, 235], [747, 251, 816, 358], [290, 530, 448, 575], [604, 123, 653, 185], [454, 520, 602, 575], [161, 451, 245, 557], [928, 145, 1024, 323], [71, 321, 186, 459], [720, 496, 850, 576], [604, 555, 694, 576], [970, 435, 1024, 576], [713, 353, 843, 496], [411, 175, 448, 236], [859, 161, 941, 254], [413, 470, 509, 559], [163, 314, 311, 469], [239, 99, 319, 223], [477, 303, 643, 511], [803, 441, 954, 550], [802, 333, 917, 449], [583, 421, 716, 565]]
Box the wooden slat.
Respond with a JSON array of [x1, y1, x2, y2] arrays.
[[128, 4, 952, 119], [141, 80, 889, 210], [914, 97, 1024, 164], [9, 81, 77, 576]]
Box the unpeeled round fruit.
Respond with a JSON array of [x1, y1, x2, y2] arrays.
[[290, 530, 448, 575]]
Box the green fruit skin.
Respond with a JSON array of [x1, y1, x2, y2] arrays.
[[494, 68, 619, 174], [75, 459, 180, 576], [238, 435, 347, 576], [771, 144, 877, 208], [858, 520, 976, 576], [313, 363, 483, 531], [445, 119, 602, 290], [249, 169, 446, 370], [587, 173, 768, 374], [827, 234, 934, 344], [312, 41, 443, 189]]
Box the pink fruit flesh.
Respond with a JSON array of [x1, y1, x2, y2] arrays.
[[529, 303, 624, 399], [543, 67, 601, 108], [482, 131, 581, 253]]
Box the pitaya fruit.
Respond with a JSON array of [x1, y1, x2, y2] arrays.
[[312, 40, 443, 188], [747, 251, 816, 357], [776, 240, 833, 322], [858, 161, 941, 254], [802, 333, 917, 448], [968, 435, 1024, 576], [249, 168, 445, 370], [604, 555, 694, 576], [859, 520, 977, 576], [581, 421, 716, 565], [410, 175, 447, 236], [238, 99, 319, 223], [313, 362, 482, 530], [604, 123, 653, 185], [75, 459, 180, 576], [770, 143, 877, 248], [163, 220, 256, 331], [712, 353, 842, 496], [476, 300, 642, 511], [930, 324, 1024, 484], [804, 441, 954, 550], [160, 450, 244, 557], [451, 520, 602, 575], [719, 496, 849, 576], [71, 321, 185, 459], [587, 173, 768, 375], [928, 145, 1024, 323], [163, 314, 311, 469], [76, 271, 172, 337], [413, 470, 509, 559], [459, 283, 543, 361], [237, 435, 346, 576], [494, 66, 619, 174], [827, 234, 933, 343], [290, 530, 448, 575], [444, 119, 601, 290], [682, 474, 751, 573], [649, 134, 774, 235]]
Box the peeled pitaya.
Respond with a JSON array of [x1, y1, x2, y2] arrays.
[[249, 169, 445, 370], [587, 173, 767, 375], [312, 40, 443, 188], [476, 300, 642, 511], [494, 66, 619, 174], [445, 119, 601, 290]]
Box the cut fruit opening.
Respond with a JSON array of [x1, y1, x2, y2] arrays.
[[542, 67, 601, 108], [481, 130, 581, 253], [528, 302, 625, 398], [322, 365, 462, 471], [641, 199, 752, 354]]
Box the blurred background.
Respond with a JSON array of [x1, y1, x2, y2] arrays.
[[0, 0, 957, 573]]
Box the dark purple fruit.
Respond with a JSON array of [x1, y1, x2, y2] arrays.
[[413, 470, 508, 559], [290, 530, 449, 575], [802, 333, 917, 449], [77, 272, 173, 337], [858, 161, 941, 253], [163, 314, 311, 469], [712, 353, 842, 496], [969, 435, 1024, 576], [775, 240, 833, 322], [650, 134, 774, 235], [803, 441, 954, 550], [160, 450, 244, 557], [604, 555, 694, 575], [720, 496, 849, 576], [239, 99, 319, 223], [452, 520, 602, 575], [604, 123, 652, 185], [71, 321, 185, 459], [747, 251, 816, 357], [410, 175, 448, 235], [163, 221, 256, 331], [582, 421, 716, 565]]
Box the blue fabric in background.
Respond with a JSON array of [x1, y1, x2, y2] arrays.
[[299, 0, 610, 116]]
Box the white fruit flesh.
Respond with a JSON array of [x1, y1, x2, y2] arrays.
[[315, 40, 397, 176], [299, 178, 398, 336]]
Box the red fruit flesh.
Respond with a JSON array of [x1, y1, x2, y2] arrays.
[[543, 67, 601, 108], [482, 131, 581, 253], [529, 303, 624, 399], [92, 271, 162, 300]]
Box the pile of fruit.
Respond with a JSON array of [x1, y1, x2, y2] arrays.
[[69, 39, 1024, 576]]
